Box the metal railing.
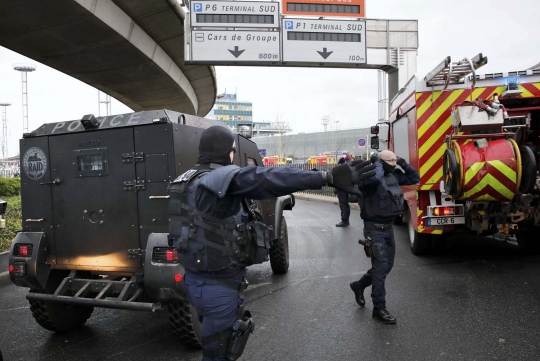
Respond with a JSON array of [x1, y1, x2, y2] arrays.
[[0, 169, 19, 178]]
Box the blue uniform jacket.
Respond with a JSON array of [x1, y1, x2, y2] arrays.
[[191, 165, 326, 278], [358, 162, 420, 223]]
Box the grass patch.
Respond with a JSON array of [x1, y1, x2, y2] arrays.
[[0, 195, 22, 253]]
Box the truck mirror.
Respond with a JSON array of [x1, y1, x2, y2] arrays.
[[370, 136, 380, 149], [370, 125, 379, 135]]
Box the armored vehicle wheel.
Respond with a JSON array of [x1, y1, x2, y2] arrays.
[[269, 216, 289, 274], [407, 209, 431, 255], [516, 226, 540, 254], [168, 299, 203, 349], [29, 297, 94, 333], [28, 270, 94, 333]]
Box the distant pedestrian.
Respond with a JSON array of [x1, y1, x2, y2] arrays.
[[334, 154, 353, 227]]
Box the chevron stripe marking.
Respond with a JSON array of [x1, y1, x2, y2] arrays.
[[463, 160, 517, 191], [462, 173, 515, 200]]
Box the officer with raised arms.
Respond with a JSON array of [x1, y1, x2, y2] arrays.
[[350, 150, 419, 324], [169, 126, 375, 360]]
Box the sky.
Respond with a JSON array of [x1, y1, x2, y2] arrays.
[[1, 0, 539, 157]]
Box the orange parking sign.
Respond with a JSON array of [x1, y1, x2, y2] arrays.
[[282, 0, 365, 18]]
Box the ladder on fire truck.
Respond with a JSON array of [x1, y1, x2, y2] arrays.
[[424, 53, 488, 90]]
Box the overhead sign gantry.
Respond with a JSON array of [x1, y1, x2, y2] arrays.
[[282, 18, 366, 64], [185, 0, 419, 99]]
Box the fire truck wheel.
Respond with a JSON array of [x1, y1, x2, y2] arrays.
[[407, 209, 431, 255], [270, 216, 290, 274], [28, 271, 94, 333], [168, 299, 203, 349], [516, 226, 540, 254], [519, 145, 537, 194]]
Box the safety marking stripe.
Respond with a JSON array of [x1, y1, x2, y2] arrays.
[[464, 161, 486, 184], [418, 90, 464, 138], [417, 86, 505, 187], [464, 160, 517, 187], [419, 119, 451, 158], [532, 83, 540, 96], [416, 91, 443, 121], [420, 143, 446, 180], [518, 84, 535, 98], [462, 173, 515, 200]]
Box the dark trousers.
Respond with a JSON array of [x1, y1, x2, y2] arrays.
[[184, 272, 243, 361], [336, 190, 350, 221], [357, 225, 396, 310]]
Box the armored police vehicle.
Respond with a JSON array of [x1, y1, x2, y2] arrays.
[[8, 110, 293, 347]]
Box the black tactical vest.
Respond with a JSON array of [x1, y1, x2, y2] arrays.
[[360, 173, 404, 219], [168, 164, 270, 272]]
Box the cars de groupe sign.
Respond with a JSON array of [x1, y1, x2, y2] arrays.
[[186, 0, 367, 66]]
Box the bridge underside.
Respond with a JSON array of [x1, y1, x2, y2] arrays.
[[0, 0, 216, 117]]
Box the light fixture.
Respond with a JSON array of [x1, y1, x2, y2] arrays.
[[81, 114, 99, 129]]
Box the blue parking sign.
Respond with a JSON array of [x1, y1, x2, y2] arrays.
[[284, 21, 293, 30], [193, 3, 203, 12]]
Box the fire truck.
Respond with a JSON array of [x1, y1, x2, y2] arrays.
[[308, 155, 337, 165], [373, 54, 540, 255]]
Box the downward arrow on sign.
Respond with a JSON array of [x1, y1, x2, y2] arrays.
[[228, 46, 245, 58], [317, 48, 333, 59]]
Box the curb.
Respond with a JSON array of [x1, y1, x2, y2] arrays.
[[0, 251, 8, 280], [293, 193, 360, 210]]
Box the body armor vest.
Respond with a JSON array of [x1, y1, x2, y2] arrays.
[[168, 165, 270, 272], [360, 173, 404, 219]]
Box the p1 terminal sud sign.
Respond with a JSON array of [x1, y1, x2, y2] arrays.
[[187, 0, 367, 66]]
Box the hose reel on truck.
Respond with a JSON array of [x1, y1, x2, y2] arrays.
[[443, 100, 537, 200]]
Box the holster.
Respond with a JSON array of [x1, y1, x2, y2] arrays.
[[229, 310, 255, 360], [358, 236, 374, 259]]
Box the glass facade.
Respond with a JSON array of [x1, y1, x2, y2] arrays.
[[212, 94, 253, 127], [251, 127, 387, 161]]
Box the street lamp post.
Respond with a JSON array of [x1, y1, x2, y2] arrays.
[[0, 103, 10, 162], [13, 63, 36, 134]]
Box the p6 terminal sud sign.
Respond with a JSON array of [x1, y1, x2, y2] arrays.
[[282, 0, 365, 18]]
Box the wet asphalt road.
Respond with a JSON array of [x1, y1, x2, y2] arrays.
[[1, 199, 540, 361]]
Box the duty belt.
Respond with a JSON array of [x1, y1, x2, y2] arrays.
[[364, 222, 392, 231]]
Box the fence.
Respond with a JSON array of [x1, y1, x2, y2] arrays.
[[264, 163, 337, 197], [0, 169, 19, 178]]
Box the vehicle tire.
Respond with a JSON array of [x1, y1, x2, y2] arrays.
[[29, 297, 94, 333], [168, 299, 203, 349], [516, 226, 540, 254], [519, 145, 537, 194], [407, 209, 431, 255], [269, 216, 289, 274], [431, 234, 447, 254], [28, 270, 94, 333]]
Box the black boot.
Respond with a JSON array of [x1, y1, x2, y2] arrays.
[[336, 220, 350, 227], [372, 308, 397, 324], [349, 282, 365, 307]]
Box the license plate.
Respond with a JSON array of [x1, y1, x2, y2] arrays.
[[427, 217, 465, 226]]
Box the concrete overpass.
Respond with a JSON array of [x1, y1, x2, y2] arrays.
[[0, 0, 216, 117]]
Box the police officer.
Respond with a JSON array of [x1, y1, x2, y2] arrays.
[[349, 150, 419, 324], [334, 154, 354, 227], [169, 126, 375, 360]]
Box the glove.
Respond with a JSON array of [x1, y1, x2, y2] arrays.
[[331, 159, 376, 196], [397, 157, 407, 167], [370, 154, 379, 164]]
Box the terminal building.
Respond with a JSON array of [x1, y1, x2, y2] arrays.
[[251, 127, 388, 162], [209, 92, 291, 136]]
